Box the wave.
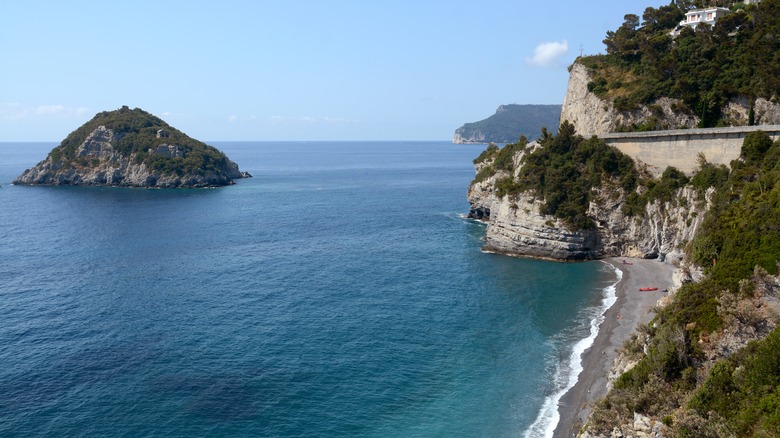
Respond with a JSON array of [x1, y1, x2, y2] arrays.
[[523, 262, 622, 438], [457, 213, 487, 224]]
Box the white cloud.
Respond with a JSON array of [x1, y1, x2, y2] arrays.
[[323, 117, 358, 124], [34, 104, 65, 115], [0, 103, 90, 120], [270, 116, 316, 124], [225, 115, 357, 125], [526, 40, 569, 67]]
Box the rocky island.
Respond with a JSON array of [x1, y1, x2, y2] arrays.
[[14, 106, 249, 188]]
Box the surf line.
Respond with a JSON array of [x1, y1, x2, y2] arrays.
[[523, 262, 622, 438]]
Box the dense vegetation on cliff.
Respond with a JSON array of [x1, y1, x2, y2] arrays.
[[580, 0, 779, 128], [473, 1, 780, 433], [473, 128, 780, 435], [589, 131, 780, 436], [474, 122, 693, 230], [454, 104, 561, 143], [51, 106, 231, 176], [493, 122, 638, 228]]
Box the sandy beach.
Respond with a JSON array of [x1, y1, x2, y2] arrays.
[[552, 257, 675, 438]]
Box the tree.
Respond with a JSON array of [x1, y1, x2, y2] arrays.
[[604, 14, 642, 57], [642, 4, 684, 32], [741, 131, 773, 164]]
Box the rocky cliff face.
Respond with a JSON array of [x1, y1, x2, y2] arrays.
[[560, 63, 700, 135], [722, 95, 780, 126], [14, 126, 246, 188], [560, 63, 780, 135], [453, 130, 488, 145], [467, 146, 710, 262]]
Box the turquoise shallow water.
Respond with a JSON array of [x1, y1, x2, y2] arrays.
[[0, 141, 615, 437]]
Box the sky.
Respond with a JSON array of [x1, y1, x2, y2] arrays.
[[1, 1, 670, 142]]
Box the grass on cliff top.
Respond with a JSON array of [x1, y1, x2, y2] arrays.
[[579, 0, 780, 129], [50, 106, 231, 177]]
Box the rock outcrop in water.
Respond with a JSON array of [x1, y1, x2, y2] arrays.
[[14, 106, 248, 188]]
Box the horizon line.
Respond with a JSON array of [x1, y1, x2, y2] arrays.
[[0, 139, 483, 144]]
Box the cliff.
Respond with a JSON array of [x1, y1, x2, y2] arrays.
[[469, 127, 780, 436], [467, 139, 708, 263], [13, 106, 248, 188], [562, 0, 780, 134], [475, 2, 780, 435], [561, 62, 780, 136], [560, 63, 699, 135], [453, 104, 561, 144]]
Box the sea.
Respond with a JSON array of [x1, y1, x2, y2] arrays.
[[0, 141, 619, 437]]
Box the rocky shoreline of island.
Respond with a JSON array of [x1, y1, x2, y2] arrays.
[[13, 107, 249, 189]]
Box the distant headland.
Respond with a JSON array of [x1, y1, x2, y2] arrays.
[[453, 104, 561, 144], [13, 106, 250, 188]]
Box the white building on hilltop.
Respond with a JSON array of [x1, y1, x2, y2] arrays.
[[679, 7, 732, 30]]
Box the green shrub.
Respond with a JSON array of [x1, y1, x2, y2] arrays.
[[473, 143, 499, 165], [690, 153, 729, 197], [662, 281, 722, 336], [493, 137, 528, 171], [688, 328, 780, 436], [645, 166, 689, 204], [493, 121, 639, 229], [472, 166, 495, 184], [741, 131, 774, 164]]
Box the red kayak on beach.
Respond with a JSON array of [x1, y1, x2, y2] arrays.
[[639, 287, 658, 291]]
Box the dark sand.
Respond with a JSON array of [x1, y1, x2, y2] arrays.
[[552, 258, 675, 438]]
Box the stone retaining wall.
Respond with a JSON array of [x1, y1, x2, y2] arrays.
[[592, 125, 780, 175]]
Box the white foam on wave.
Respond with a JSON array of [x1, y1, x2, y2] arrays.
[[523, 263, 622, 438], [458, 213, 487, 224]]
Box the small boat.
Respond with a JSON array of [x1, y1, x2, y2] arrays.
[[639, 287, 658, 291]]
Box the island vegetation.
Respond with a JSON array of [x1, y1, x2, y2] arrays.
[[15, 106, 246, 188], [52, 106, 231, 177]]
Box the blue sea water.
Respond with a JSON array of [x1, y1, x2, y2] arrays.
[[0, 141, 617, 437]]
